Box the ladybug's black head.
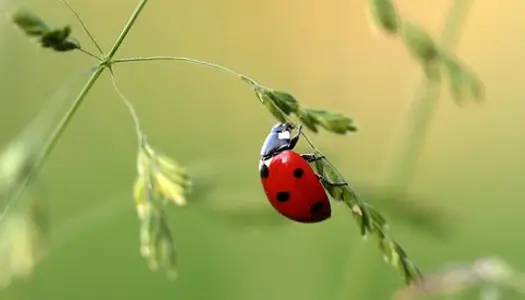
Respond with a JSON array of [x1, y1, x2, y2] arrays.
[[260, 122, 295, 159]]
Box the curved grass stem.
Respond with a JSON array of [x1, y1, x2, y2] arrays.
[[108, 69, 146, 147], [111, 56, 261, 87]]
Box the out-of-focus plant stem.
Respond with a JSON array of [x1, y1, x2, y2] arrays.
[[336, 1, 473, 299], [381, 0, 473, 193]]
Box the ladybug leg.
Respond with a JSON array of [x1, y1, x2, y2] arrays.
[[315, 174, 348, 187], [300, 153, 325, 162]]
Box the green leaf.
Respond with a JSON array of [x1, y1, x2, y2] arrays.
[[306, 109, 357, 134], [443, 55, 484, 104], [256, 88, 301, 122], [256, 90, 288, 122], [367, 205, 387, 229], [366, 203, 423, 284], [10, 9, 80, 52], [265, 89, 300, 115], [46, 38, 80, 52], [443, 57, 465, 102], [313, 159, 372, 234], [254, 86, 357, 135], [368, 0, 400, 34], [40, 26, 80, 52], [466, 75, 484, 101], [296, 107, 320, 133], [10, 8, 50, 37], [342, 188, 373, 236], [316, 158, 346, 200]]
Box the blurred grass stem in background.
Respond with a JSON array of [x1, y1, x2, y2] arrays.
[[381, 0, 474, 193], [0, 65, 103, 223], [338, 0, 474, 298]]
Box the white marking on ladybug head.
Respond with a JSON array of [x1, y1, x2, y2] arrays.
[[277, 131, 290, 140]]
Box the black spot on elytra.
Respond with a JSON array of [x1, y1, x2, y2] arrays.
[[293, 168, 304, 179], [260, 164, 269, 179], [310, 201, 323, 214], [276, 191, 290, 202]]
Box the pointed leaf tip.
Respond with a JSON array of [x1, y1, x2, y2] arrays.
[[10, 8, 50, 37], [443, 56, 484, 104], [298, 108, 357, 135], [265, 89, 299, 115], [256, 90, 288, 123], [369, 0, 400, 34], [10, 8, 80, 52]]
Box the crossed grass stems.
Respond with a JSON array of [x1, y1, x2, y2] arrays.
[[1, 0, 475, 287]]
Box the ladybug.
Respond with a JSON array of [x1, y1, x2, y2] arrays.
[[258, 122, 346, 223]]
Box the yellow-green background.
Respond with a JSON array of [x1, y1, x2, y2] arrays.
[[1, 0, 525, 299]]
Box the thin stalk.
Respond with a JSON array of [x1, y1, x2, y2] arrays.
[[62, 0, 104, 55], [78, 47, 102, 60], [0, 0, 151, 222], [105, 0, 149, 60], [108, 69, 145, 147], [111, 56, 260, 87]]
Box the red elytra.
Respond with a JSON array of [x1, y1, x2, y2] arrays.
[[259, 150, 331, 223]]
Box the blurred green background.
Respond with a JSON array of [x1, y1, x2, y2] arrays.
[[2, 0, 525, 299]]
